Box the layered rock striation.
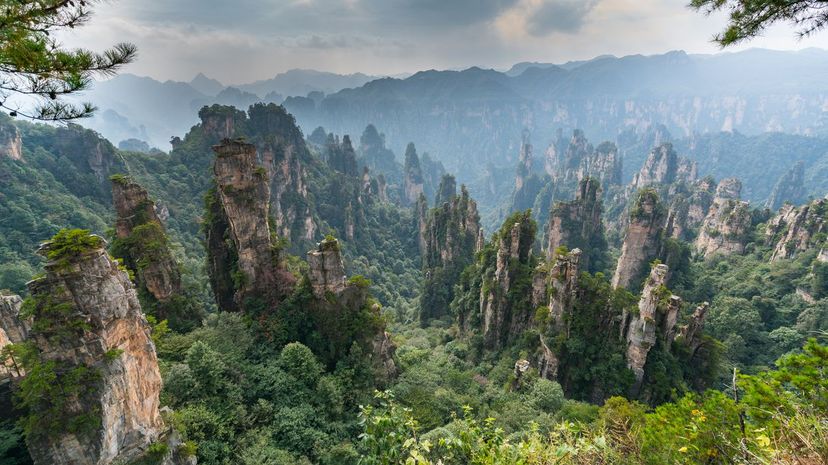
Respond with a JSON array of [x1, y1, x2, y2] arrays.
[[419, 178, 480, 322], [612, 189, 666, 290], [111, 176, 182, 304], [206, 139, 294, 312], [545, 177, 606, 271], [622, 264, 681, 397], [767, 197, 827, 262], [5, 232, 192, 465]]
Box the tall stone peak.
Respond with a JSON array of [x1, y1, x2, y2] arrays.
[[419, 184, 480, 322], [612, 189, 667, 291], [435, 173, 457, 205], [515, 133, 533, 191], [768, 197, 827, 262], [307, 237, 347, 298], [11, 231, 192, 465], [0, 118, 22, 161], [579, 141, 623, 187], [198, 104, 247, 141], [765, 161, 807, 211], [207, 138, 294, 312], [715, 177, 742, 200], [403, 142, 425, 206], [694, 178, 751, 258], [326, 133, 359, 176], [665, 176, 717, 240], [478, 212, 537, 349], [630, 143, 696, 191], [111, 175, 192, 329], [545, 178, 606, 271], [623, 264, 681, 397]]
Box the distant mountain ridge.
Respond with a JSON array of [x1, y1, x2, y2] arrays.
[[282, 48, 828, 178], [77, 69, 381, 149]]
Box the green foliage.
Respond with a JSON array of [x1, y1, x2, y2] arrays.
[[690, 0, 828, 47], [0, 0, 136, 120], [44, 228, 103, 264], [359, 339, 828, 464], [12, 342, 102, 440]]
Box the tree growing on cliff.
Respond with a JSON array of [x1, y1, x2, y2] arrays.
[[691, 0, 828, 46], [0, 0, 136, 120]]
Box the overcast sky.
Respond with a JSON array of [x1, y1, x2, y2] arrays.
[[60, 0, 828, 84]]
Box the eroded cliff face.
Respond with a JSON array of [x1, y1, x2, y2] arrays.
[[765, 161, 807, 211], [694, 178, 752, 258], [403, 143, 425, 206], [622, 264, 681, 397], [0, 119, 23, 161], [664, 176, 716, 240], [629, 143, 696, 192], [534, 249, 582, 379], [420, 179, 480, 322], [0, 294, 27, 381], [198, 105, 246, 141], [305, 238, 397, 380], [479, 213, 536, 349], [545, 178, 606, 271], [198, 104, 317, 245], [307, 238, 346, 298], [612, 190, 666, 290], [111, 178, 182, 303], [767, 197, 827, 262], [207, 139, 294, 311], [14, 234, 192, 465], [545, 130, 622, 189]]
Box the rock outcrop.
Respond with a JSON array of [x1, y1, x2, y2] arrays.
[[532, 248, 582, 379], [14, 232, 192, 465], [545, 130, 622, 188], [479, 212, 536, 349], [198, 104, 246, 141], [612, 189, 666, 290], [577, 141, 623, 187], [419, 180, 480, 322], [694, 178, 752, 258], [765, 161, 807, 211], [0, 294, 27, 381], [111, 177, 182, 303], [545, 178, 606, 271], [622, 264, 681, 397], [206, 139, 294, 312], [307, 237, 346, 298], [509, 132, 548, 213], [629, 143, 696, 191], [403, 143, 425, 206], [326, 134, 359, 176], [677, 302, 709, 358], [768, 197, 827, 262], [664, 176, 716, 240], [248, 103, 317, 244], [305, 238, 397, 380], [0, 119, 22, 160]]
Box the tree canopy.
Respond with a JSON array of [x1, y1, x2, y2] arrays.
[[691, 0, 828, 46], [0, 0, 136, 121]]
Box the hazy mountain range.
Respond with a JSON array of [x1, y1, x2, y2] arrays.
[[74, 48, 828, 204], [75, 69, 383, 149]]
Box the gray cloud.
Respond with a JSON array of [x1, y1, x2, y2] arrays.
[[526, 0, 601, 36]]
